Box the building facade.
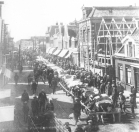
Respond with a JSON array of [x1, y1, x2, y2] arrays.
[[78, 6, 139, 74], [45, 22, 79, 65], [114, 28, 139, 92]]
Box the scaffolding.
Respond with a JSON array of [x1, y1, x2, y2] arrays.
[[97, 17, 137, 65]]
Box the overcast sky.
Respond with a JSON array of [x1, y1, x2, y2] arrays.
[[2, 0, 139, 41]]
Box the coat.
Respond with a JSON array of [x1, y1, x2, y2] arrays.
[[21, 92, 29, 102], [38, 91, 47, 103], [31, 98, 39, 112]]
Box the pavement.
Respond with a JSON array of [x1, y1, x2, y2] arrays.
[[0, 64, 139, 132]]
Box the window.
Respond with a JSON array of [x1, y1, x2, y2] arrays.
[[83, 30, 85, 42], [87, 29, 90, 42], [69, 37, 71, 48], [75, 41, 78, 48], [118, 64, 123, 81], [128, 42, 132, 57], [126, 66, 131, 84]]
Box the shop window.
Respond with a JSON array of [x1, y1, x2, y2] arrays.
[[126, 66, 131, 84], [118, 64, 123, 81]]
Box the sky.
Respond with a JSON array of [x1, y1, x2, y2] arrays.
[[2, 0, 139, 42]]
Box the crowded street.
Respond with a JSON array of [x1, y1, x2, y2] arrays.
[[0, 54, 139, 132], [1, 1, 139, 132]]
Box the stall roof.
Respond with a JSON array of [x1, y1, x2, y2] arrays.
[[46, 47, 51, 53], [48, 47, 57, 54], [65, 51, 72, 58], [58, 49, 69, 57], [53, 49, 62, 55]]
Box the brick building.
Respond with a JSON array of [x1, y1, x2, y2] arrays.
[[78, 6, 139, 75]]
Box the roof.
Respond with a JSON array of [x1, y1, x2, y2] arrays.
[[89, 6, 139, 18], [49, 25, 59, 37], [131, 28, 139, 43]]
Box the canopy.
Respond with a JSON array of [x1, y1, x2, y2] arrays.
[[53, 49, 62, 55], [48, 47, 57, 54], [46, 47, 51, 53], [58, 49, 69, 57], [65, 51, 72, 58]]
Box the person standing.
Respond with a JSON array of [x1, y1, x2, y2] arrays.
[[51, 75, 59, 94], [14, 73, 19, 85], [118, 92, 126, 113], [31, 80, 38, 94], [130, 93, 135, 118], [100, 80, 105, 94], [31, 96, 39, 117], [117, 81, 125, 95], [73, 98, 82, 125], [131, 85, 137, 108], [21, 90, 29, 103], [105, 82, 112, 96], [38, 89, 47, 113]]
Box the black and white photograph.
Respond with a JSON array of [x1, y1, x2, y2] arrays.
[[0, 0, 139, 131]]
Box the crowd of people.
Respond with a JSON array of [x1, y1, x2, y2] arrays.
[[12, 51, 137, 132]]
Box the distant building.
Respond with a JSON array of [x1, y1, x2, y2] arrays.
[[45, 21, 79, 65], [114, 28, 139, 92]]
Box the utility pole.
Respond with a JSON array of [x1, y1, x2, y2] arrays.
[[19, 40, 21, 66], [93, 39, 95, 73], [105, 37, 107, 73]]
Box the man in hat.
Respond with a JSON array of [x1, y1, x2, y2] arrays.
[[118, 92, 126, 113], [73, 98, 82, 125], [105, 82, 112, 96], [38, 89, 48, 113], [14, 73, 19, 85], [112, 84, 118, 107], [32, 80, 38, 94], [100, 80, 105, 94], [131, 85, 137, 108], [117, 81, 124, 95], [64, 122, 71, 132], [22, 101, 29, 123], [130, 93, 135, 118], [21, 90, 29, 103], [51, 74, 59, 94]]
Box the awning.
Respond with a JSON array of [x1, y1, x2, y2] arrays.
[[130, 63, 139, 68], [48, 48, 57, 54], [46, 47, 51, 53], [58, 49, 69, 57], [53, 49, 62, 55], [65, 51, 72, 58]]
